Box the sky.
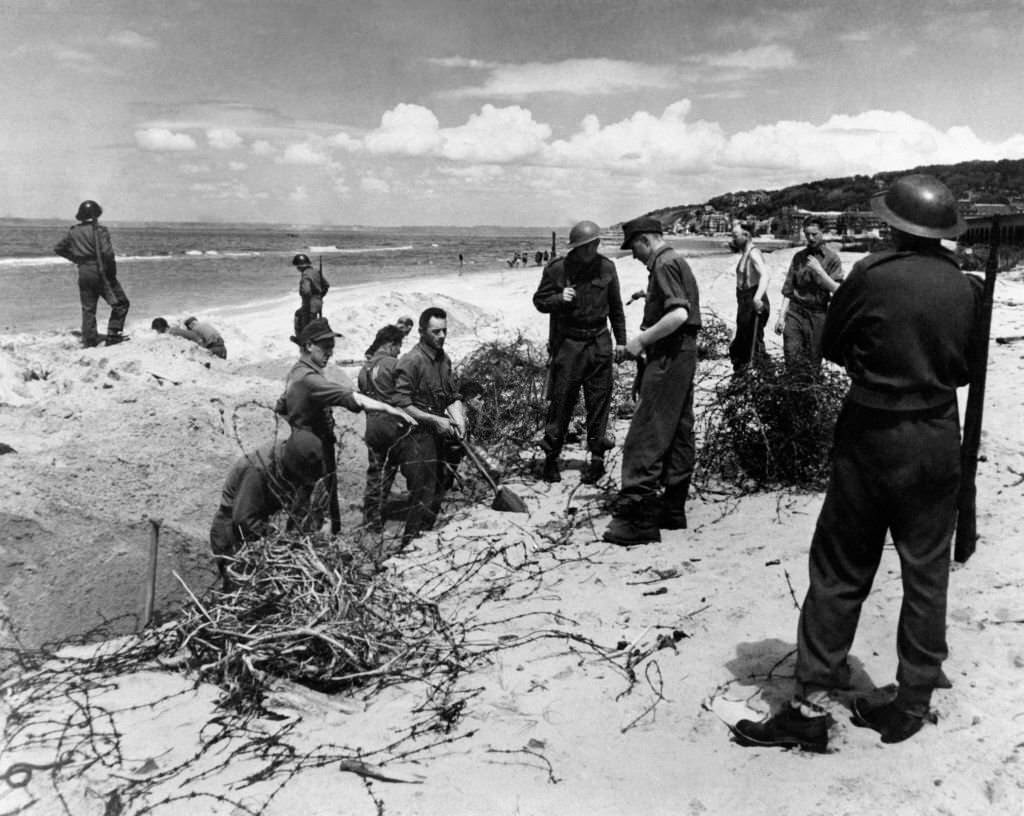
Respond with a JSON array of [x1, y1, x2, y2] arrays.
[[3, 0, 1024, 227]]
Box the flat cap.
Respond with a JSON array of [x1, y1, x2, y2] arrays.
[[620, 216, 663, 250]]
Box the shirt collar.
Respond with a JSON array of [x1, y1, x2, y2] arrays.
[[646, 244, 673, 272], [416, 340, 445, 362]]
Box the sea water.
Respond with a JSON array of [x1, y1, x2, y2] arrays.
[[0, 220, 733, 335]]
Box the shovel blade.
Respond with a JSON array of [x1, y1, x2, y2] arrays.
[[491, 486, 528, 514]]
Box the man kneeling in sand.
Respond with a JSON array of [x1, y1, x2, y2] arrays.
[[209, 429, 323, 587], [152, 316, 227, 358]]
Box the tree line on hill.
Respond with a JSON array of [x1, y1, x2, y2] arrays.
[[644, 158, 1024, 225]]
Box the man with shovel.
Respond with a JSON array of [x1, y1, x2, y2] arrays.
[[390, 307, 466, 545]]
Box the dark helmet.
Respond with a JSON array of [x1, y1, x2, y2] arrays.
[[76, 200, 102, 221], [567, 220, 601, 251], [280, 429, 324, 484], [292, 253, 311, 267], [870, 174, 965, 239]]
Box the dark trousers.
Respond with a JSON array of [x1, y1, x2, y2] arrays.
[[293, 295, 323, 336], [79, 266, 129, 346], [543, 332, 614, 456], [782, 302, 826, 374], [389, 427, 462, 538], [796, 400, 961, 716], [729, 286, 769, 372], [617, 347, 697, 512], [363, 444, 400, 531]]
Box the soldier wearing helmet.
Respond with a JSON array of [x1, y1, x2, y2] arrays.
[[53, 200, 130, 347], [532, 220, 626, 484], [733, 175, 983, 753], [292, 253, 331, 336]]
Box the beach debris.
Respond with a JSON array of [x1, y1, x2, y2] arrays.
[[337, 758, 424, 784], [0, 442, 15, 455], [695, 359, 848, 491], [697, 310, 731, 361], [148, 371, 181, 386], [141, 517, 162, 631]]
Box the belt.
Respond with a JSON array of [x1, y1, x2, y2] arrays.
[[561, 325, 608, 341]]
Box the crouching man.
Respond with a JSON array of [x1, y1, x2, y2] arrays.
[[209, 429, 324, 586]]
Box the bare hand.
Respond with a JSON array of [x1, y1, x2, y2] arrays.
[[562, 286, 576, 303], [614, 345, 626, 364], [627, 290, 646, 304], [774, 321, 783, 335], [625, 335, 644, 358]]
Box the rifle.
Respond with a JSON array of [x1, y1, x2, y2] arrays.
[[954, 216, 999, 563], [321, 419, 342, 534]]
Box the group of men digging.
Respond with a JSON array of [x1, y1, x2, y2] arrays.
[[198, 173, 985, 753]]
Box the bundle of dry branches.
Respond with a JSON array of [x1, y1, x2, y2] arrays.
[[176, 534, 458, 711], [695, 360, 849, 491], [697, 310, 732, 361]]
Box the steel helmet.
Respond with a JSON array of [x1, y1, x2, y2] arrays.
[[567, 220, 601, 251], [870, 174, 965, 239], [292, 253, 312, 267], [76, 200, 102, 221]]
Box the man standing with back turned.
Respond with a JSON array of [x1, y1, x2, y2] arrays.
[[292, 253, 330, 336], [733, 174, 983, 752], [54, 200, 130, 348], [603, 217, 701, 546], [533, 220, 626, 484]]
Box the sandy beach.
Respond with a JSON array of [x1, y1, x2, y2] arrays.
[[2, 247, 1024, 815]]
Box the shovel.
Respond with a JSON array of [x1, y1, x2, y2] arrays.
[[447, 407, 528, 513]]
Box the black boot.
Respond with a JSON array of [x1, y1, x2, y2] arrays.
[[542, 454, 561, 483], [657, 478, 690, 530], [579, 456, 606, 485], [105, 330, 126, 346]]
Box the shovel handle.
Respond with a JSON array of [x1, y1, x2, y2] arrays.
[[142, 517, 163, 630]]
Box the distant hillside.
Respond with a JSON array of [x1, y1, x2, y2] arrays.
[[644, 158, 1024, 225]]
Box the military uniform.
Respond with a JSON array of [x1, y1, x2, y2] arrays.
[[729, 249, 769, 372], [796, 247, 982, 718], [533, 252, 626, 461], [358, 346, 404, 531], [188, 319, 227, 359], [780, 245, 844, 372], [617, 244, 701, 520], [294, 263, 330, 335], [54, 221, 130, 347]]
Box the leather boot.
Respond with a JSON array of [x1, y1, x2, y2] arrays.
[[602, 514, 661, 546], [658, 478, 690, 530], [579, 456, 605, 485], [542, 455, 561, 483]]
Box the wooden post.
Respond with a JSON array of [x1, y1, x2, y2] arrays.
[[551, 231, 556, 257], [954, 216, 999, 563], [142, 517, 163, 630]]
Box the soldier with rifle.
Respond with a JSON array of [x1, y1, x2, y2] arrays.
[[54, 200, 130, 347], [733, 175, 984, 752], [276, 318, 412, 534], [292, 253, 330, 336]]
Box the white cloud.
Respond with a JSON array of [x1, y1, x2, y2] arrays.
[[361, 176, 391, 194], [251, 140, 275, 156], [364, 104, 443, 155], [228, 160, 248, 171], [207, 128, 243, 150], [441, 105, 550, 162], [109, 30, 158, 50], [135, 128, 197, 151], [326, 132, 362, 151], [279, 142, 330, 165], [721, 110, 1024, 178], [695, 44, 796, 71], [439, 58, 677, 98], [544, 100, 725, 172], [289, 186, 309, 202], [362, 103, 549, 163]]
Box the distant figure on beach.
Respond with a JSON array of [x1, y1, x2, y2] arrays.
[[54, 200, 130, 348], [395, 315, 414, 338], [534, 250, 543, 266], [458, 252, 464, 272], [732, 174, 981, 752], [358, 324, 408, 533], [276, 318, 413, 533], [603, 216, 701, 546], [507, 252, 519, 268], [774, 218, 844, 375], [184, 316, 227, 359], [208, 429, 323, 587], [389, 307, 465, 545], [728, 221, 771, 373], [151, 316, 227, 358], [533, 220, 625, 484], [292, 254, 330, 337]]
